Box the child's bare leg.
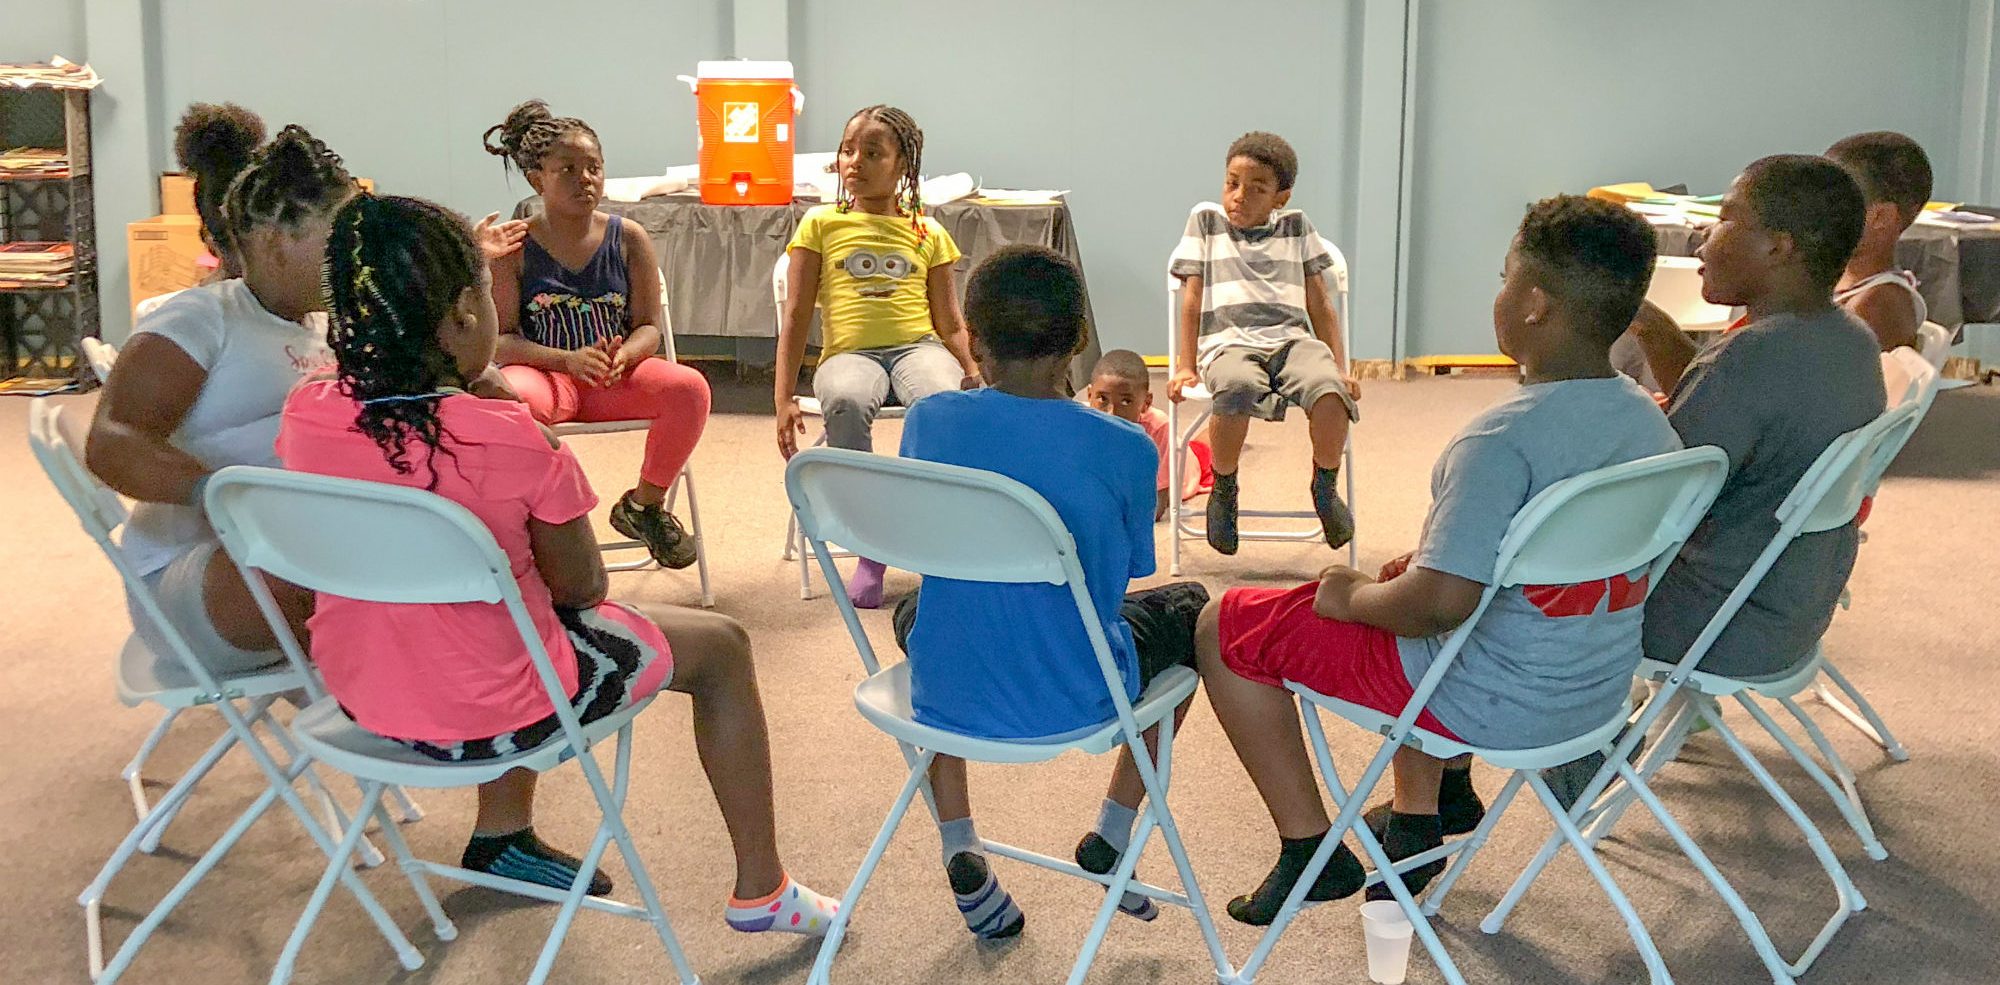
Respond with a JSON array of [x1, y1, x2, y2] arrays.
[[928, 754, 1024, 937], [929, 754, 971, 821], [461, 766, 620, 895], [1305, 393, 1351, 471], [473, 769, 538, 833], [1306, 394, 1355, 549], [1207, 414, 1251, 474]]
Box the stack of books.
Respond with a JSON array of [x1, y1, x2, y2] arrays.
[[0, 147, 67, 180], [0, 241, 74, 289]]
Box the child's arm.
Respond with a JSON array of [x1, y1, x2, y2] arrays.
[[1843, 284, 1921, 352], [1305, 274, 1358, 399], [490, 249, 612, 385], [1313, 562, 1483, 639], [528, 514, 610, 610], [775, 246, 820, 458], [609, 219, 667, 379], [1626, 299, 1699, 394], [926, 264, 982, 386], [1169, 274, 1203, 401]]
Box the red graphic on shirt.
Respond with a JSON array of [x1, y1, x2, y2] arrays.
[[1523, 573, 1648, 618]]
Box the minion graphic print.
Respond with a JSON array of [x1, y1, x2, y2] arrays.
[[788, 204, 963, 358]]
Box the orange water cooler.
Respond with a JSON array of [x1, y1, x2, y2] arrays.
[[679, 61, 802, 206]]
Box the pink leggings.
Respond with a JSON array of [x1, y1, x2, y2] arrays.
[[501, 357, 710, 490]]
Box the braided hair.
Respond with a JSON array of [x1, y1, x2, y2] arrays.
[[172, 102, 266, 267], [832, 104, 928, 242], [220, 124, 355, 256], [322, 194, 484, 489], [483, 99, 600, 175]]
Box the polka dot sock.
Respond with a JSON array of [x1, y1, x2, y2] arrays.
[[725, 874, 839, 937]]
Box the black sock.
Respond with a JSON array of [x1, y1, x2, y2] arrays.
[[462, 827, 613, 897], [1365, 812, 1445, 902], [1207, 470, 1241, 555], [1227, 832, 1365, 926], [1310, 464, 1354, 550]]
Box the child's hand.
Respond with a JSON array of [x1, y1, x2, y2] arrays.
[[1312, 564, 1373, 621], [775, 398, 807, 459], [1168, 366, 1200, 402], [959, 373, 984, 391], [1377, 551, 1414, 582], [473, 212, 529, 261], [565, 345, 614, 387], [609, 334, 651, 381], [1345, 374, 1363, 402], [467, 364, 522, 403]]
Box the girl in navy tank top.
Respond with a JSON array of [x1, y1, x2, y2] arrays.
[[484, 100, 711, 571]]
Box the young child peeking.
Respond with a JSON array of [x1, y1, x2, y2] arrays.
[[1196, 196, 1680, 923], [1086, 348, 1208, 521]]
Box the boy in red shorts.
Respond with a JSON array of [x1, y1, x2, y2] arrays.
[[1195, 195, 1682, 923]]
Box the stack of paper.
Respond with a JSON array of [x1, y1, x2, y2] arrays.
[[0, 241, 74, 288], [0, 147, 67, 180], [0, 57, 102, 91]]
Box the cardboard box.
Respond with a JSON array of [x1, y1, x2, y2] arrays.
[[160, 172, 375, 216], [127, 214, 208, 313]]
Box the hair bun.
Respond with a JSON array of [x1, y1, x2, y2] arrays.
[[484, 99, 553, 159], [174, 102, 266, 181]]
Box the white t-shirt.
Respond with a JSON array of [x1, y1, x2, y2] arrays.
[[119, 279, 332, 576]]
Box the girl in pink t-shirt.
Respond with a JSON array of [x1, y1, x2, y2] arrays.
[[278, 192, 834, 936]]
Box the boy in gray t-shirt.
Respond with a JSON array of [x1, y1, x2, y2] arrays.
[[1195, 196, 1678, 923], [1626, 155, 1887, 678]]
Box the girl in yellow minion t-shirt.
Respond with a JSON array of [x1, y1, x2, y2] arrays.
[[775, 104, 981, 608]]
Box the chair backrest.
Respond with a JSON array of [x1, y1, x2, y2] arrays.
[[1916, 320, 1951, 371], [785, 448, 1144, 734], [1164, 203, 1351, 368], [80, 336, 117, 382], [655, 267, 678, 361], [203, 465, 589, 733], [1881, 345, 1938, 411], [1391, 446, 1729, 735], [1646, 256, 1732, 330]]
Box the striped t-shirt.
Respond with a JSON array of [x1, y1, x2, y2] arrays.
[[1170, 204, 1334, 369]]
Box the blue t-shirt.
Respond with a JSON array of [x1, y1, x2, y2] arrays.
[[898, 388, 1158, 739]]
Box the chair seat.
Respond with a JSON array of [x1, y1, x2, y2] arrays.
[[287, 693, 657, 787], [551, 419, 651, 437], [1287, 681, 1632, 771], [1638, 646, 1825, 701], [115, 633, 307, 710], [797, 396, 907, 420], [853, 662, 1199, 764]]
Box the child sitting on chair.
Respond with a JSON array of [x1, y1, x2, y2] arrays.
[[278, 193, 836, 936], [1169, 131, 1359, 555], [1195, 196, 1680, 924], [775, 104, 984, 609], [1825, 131, 1933, 352], [482, 100, 710, 572], [889, 246, 1210, 937], [1086, 348, 1209, 521]]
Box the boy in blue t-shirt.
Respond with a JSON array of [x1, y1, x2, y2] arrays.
[[890, 245, 1209, 938]]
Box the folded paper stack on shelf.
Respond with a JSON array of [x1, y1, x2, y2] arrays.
[[0, 147, 67, 180], [0, 241, 74, 289], [0, 57, 102, 91]]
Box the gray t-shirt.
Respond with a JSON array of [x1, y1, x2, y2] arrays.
[[1644, 309, 1886, 677], [1399, 376, 1682, 749]]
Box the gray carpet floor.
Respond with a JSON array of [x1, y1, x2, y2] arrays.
[[4, 374, 1996, 985]]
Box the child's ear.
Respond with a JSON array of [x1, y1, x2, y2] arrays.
[[1526, 283, 1553, 326], [525, 169, 547, 196], [1865, 201, 1905, 236], [1274, 188, 1293, 210]]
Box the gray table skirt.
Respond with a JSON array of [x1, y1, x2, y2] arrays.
[[1653, 219, 2000, 329], [513, 194, 1101, 392]]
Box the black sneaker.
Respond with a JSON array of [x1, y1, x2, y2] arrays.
[[610, 490, 698, 569], [1206, 472, 1240, 555], [1311, 466, 1354, 550]]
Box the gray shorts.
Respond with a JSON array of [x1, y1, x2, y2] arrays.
[[127, 540, 286, 678], [1202, 339, 1359, 423]]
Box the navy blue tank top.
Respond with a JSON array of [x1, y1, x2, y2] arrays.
[[518, 214, 630, 351]]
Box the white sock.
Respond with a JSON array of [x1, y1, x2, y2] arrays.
[[725, 873, 839, 937]]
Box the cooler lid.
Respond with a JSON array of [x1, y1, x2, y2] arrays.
[[697, 60, 794, 80]]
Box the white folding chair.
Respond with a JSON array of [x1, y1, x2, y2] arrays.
[[28, 401, 420, 984], [550, 271, 713, 607], [774, 253, 909, 599], [81, 335, 117, 383], [785, 448, 1233, 985], [1647, 256, 1735, 333], [204, 464, 701, 985], [1167, 204, 1358, 575], [1231, 447, 1730, 985], [1915, 321, 1952, 373], [1507, 399, 1927, 985]]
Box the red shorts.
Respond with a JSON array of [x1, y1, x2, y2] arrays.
[[1218, 583, 1463, 741]]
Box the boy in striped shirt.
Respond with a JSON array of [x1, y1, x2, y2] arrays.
[[1170, 132, 1360, 555]]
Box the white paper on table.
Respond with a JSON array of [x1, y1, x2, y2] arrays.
[[920, 172, 977, 206], [602, 175, 690, 202], [975, 188, 1069, 204]]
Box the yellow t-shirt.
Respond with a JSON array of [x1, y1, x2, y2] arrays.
[[788, 205, 962, 358]]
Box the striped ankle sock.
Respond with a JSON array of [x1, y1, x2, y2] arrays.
[[948, 851, 1025, 939], [461, 827, 612, 896]]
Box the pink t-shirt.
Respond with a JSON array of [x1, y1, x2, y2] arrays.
[[276, 379, 630, 741], [1138, 406, 1200, 498]]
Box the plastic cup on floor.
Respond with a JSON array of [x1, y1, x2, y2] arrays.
[[1359, 900, 1414, 984]]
